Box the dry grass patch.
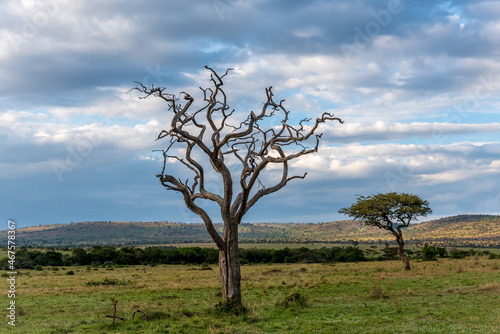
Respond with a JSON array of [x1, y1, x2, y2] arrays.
[[477, 282, 500, 293], [262, 268, 282, 275], [369, 285, 389, 299]]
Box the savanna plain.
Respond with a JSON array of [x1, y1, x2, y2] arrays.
[[6, 255, 500, 333]]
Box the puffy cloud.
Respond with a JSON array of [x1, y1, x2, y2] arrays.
[[322, 121, 500, 143]]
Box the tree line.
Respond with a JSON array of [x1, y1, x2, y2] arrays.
[[4, 246, 367, 269], [2, 244, 495, 270]]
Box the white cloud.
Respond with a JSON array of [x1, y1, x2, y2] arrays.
[[293, 27, 323, 38], [323, 121, 500, 143], [289, 141, 500, 188]]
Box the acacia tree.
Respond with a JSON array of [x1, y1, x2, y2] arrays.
[[338, 192, 432, 270], [134, 66, 343, 307]]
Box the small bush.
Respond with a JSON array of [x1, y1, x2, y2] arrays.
[[35, 266, 43, 271], [276, 289, 308, 308], [421, 243, 447, 261], [147, 311, 170, 320], [488, 253, 499, 260], [85, 277, 132, 286], [369, 285, 389, 299], [66, 271, 75, 275], [450, 249, 468, 259]]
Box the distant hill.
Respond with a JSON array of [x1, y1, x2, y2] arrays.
[[2, 215, 499, 247]]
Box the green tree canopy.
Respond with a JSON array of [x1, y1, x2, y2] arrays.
[[339, 192, 432, 270], [339, 192, 432, 230]]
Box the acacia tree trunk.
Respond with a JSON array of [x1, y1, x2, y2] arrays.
[[218, 223, 242, 306], [395, 234, 411, 270]]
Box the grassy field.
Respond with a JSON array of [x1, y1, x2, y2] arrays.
[[5, 256, 500, 333]]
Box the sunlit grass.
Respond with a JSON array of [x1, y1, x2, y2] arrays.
[[9, 257, 500, 333]]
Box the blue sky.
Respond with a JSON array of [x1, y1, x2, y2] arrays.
[[1, 0, 500, 228]]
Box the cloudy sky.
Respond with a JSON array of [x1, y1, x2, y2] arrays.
[[1, 0, 500, 228]]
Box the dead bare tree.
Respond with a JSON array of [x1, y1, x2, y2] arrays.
[[134, 66, 343, 308]]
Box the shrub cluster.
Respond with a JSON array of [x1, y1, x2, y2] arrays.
[[2, 246, 365, 269], [240, 246, 366, 264], [417, 245, 495, 261], [2, 244, 495, 270], [421, 243, 447, 261]]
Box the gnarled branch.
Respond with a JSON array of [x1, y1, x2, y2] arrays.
[[136, 66, 343, 249]]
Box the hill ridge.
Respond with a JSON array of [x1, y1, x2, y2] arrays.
[[2, 214, 499, 247]]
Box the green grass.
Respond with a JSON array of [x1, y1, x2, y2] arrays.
[[7, 257, 500, 333]]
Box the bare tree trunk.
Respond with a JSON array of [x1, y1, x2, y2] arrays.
[[219, 223, 242, 307], [136, 68, 342, 310], [396, 235, 411, 270]]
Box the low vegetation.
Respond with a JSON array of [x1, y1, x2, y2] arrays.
[[2, 244, 495, 270], [9, 257, 500, 333], [3, 219, 498, 332], [1, 245, 367, 269]]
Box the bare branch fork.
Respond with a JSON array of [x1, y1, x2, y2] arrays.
[[107, 298, 123, 324], [106, 297, 148, 322], [134, 66, 343, 306]]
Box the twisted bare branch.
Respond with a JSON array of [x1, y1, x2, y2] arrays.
[[135, 66, 343, 250]]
